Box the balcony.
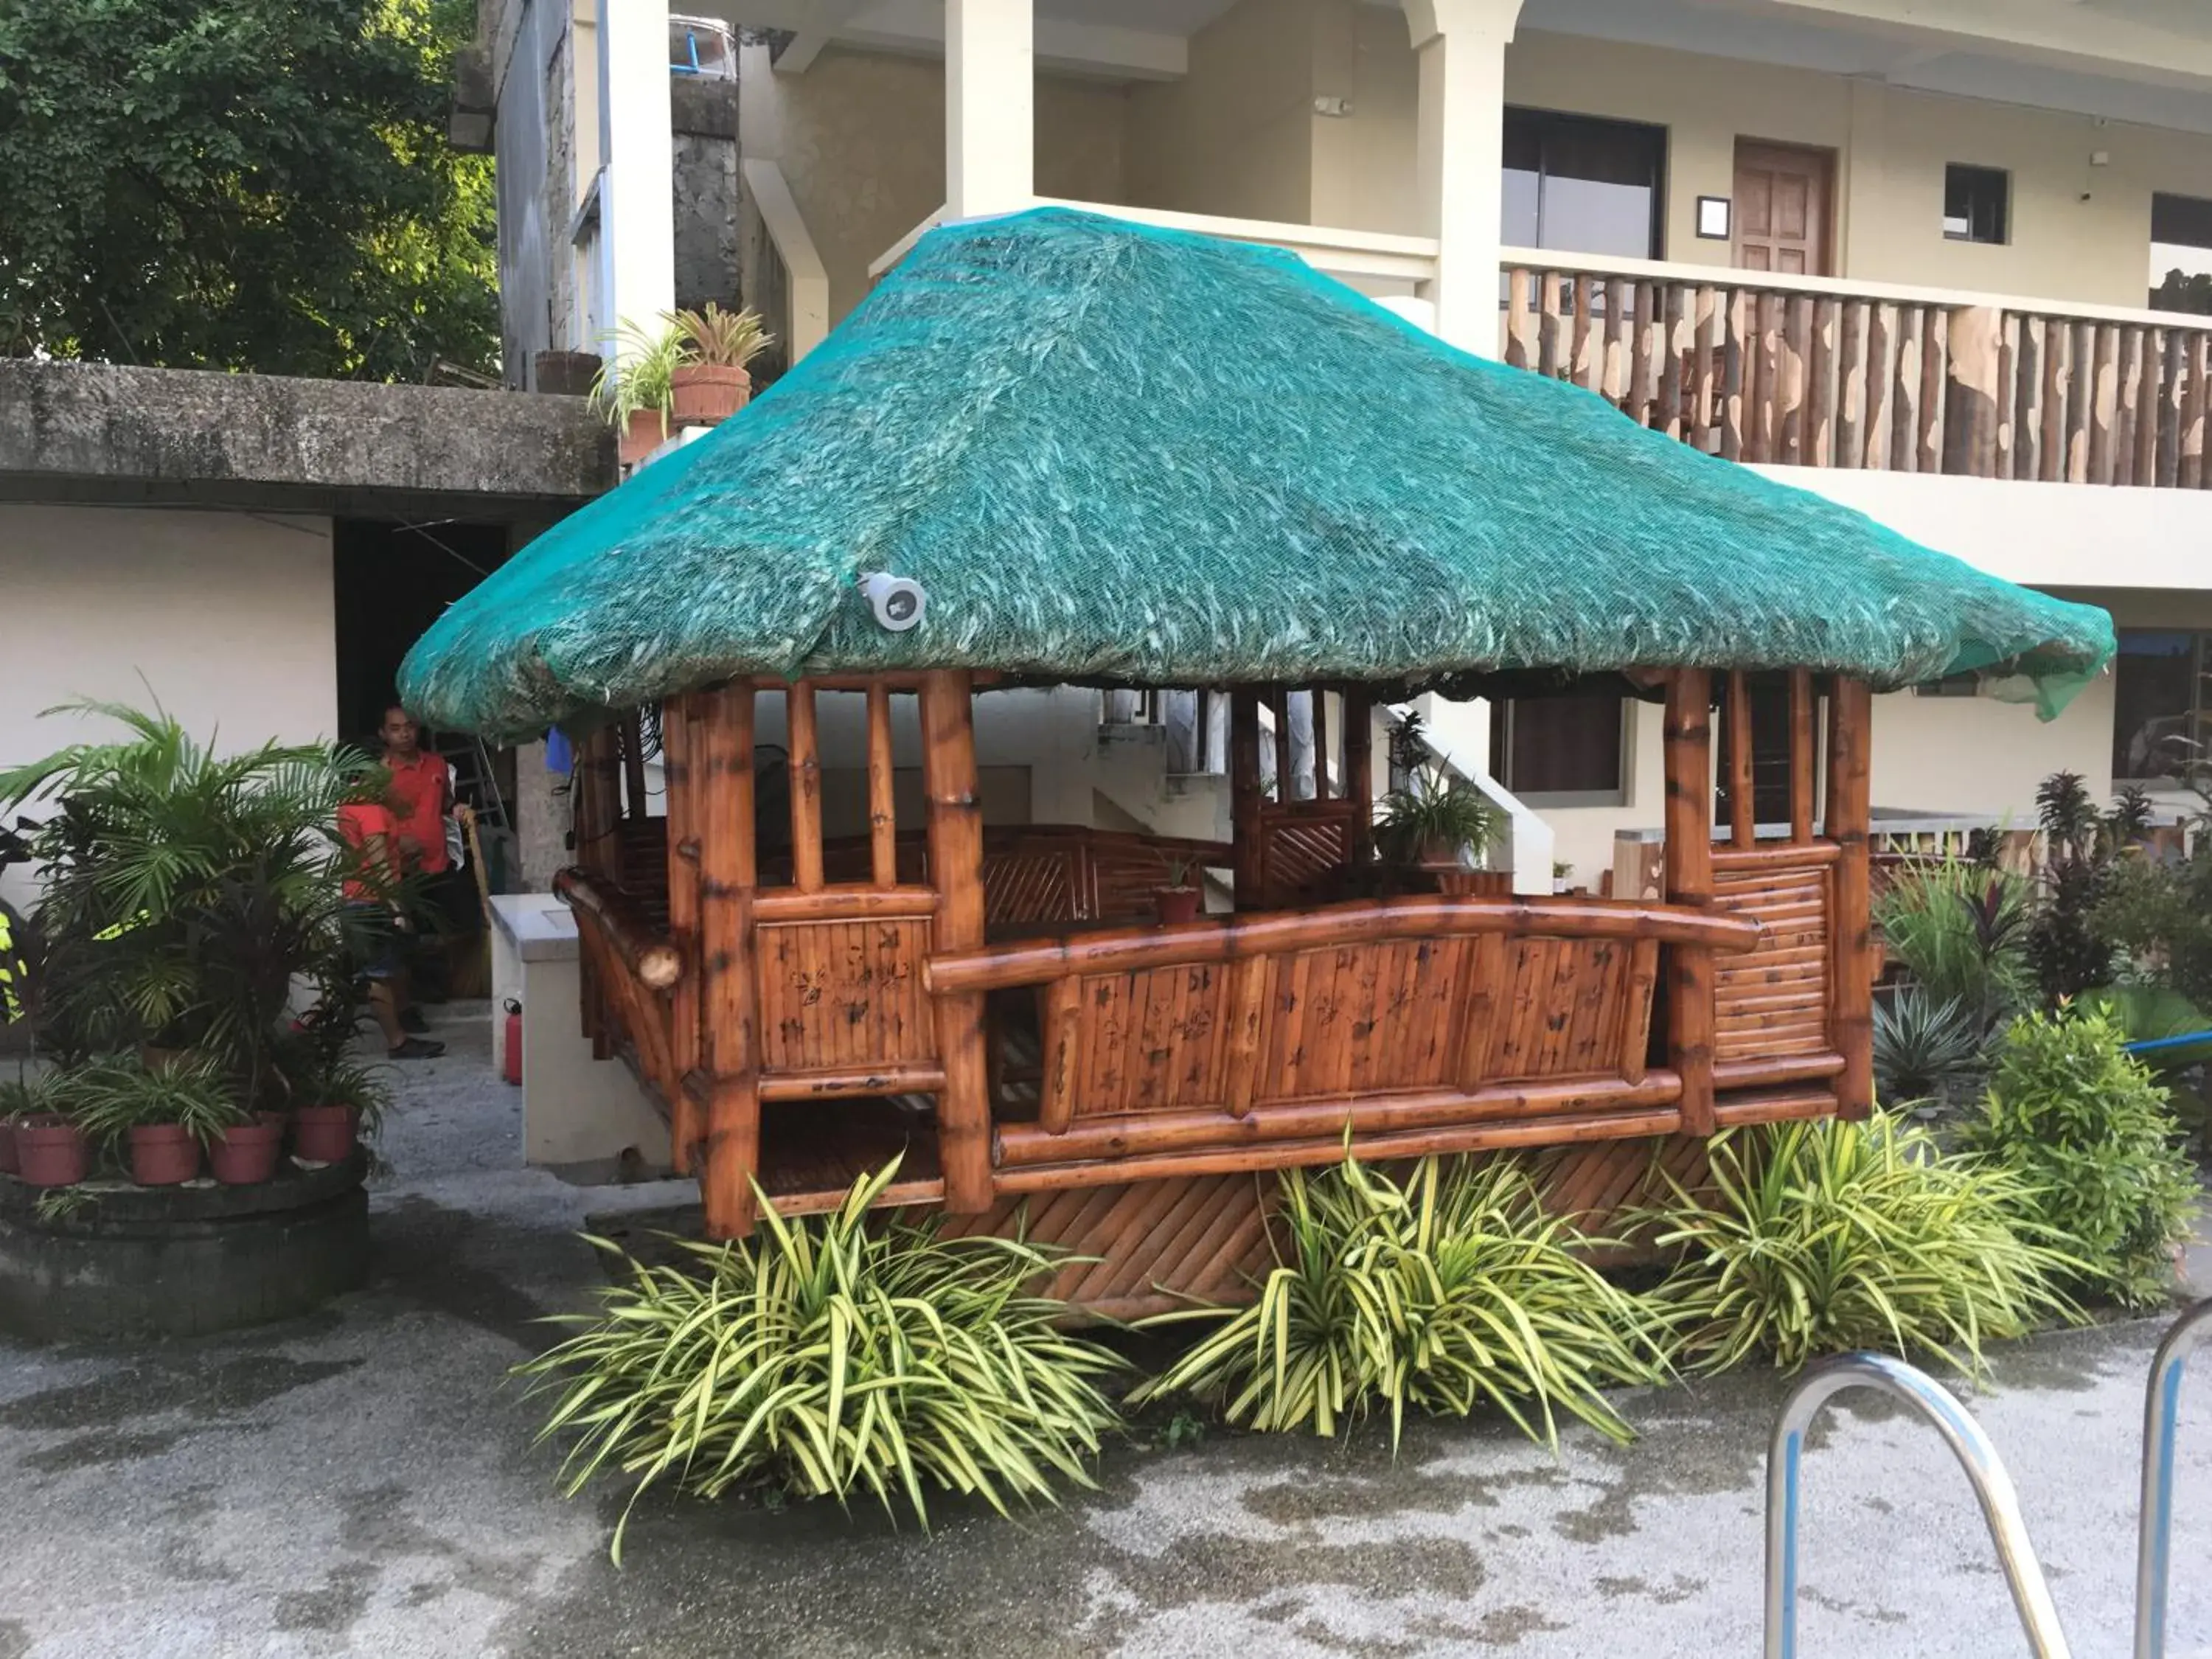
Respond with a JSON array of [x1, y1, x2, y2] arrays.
[[1498, 248, 2212, 491]]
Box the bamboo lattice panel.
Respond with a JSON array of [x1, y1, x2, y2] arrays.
[[1711, 863, 1832, 1062], [942, 1172, 1275, 1321], [757, 918, 936, 1071]]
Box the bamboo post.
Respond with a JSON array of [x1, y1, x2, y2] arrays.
[[866, 681, 897, 888], [575, 725, 620, 1057], [1312, 689, 1332, 799], [1788, 669, 1816, 844], [663, 693, 703, 1172], [1726, 669, 1755, 849], [1663, 670, 1717, 1136], [786, 679, 824, 892], [1827, 677, 1875, 1121], [620, 709, 649, 821], [697, 682, 762, 1237], [919, 669, 992, 1213], [1269, 687, 1293, 802], [1944, 304, 2002, 479], [1231, 689, 1265, 908], [1343, 688, 1374, 867]]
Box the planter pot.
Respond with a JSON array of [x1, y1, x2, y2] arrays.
[[670, 364, 751, 425], [533, 348, 602, 397], [619, 409, 670, 467], [208, 1116, 286, 1186], [1153, 886, 1203, 925], [15, 1116, 89, 1188], [0, 1119, 16, 1176], [292, 1105, 358, 1164], [128, 1123, 201, 1186]]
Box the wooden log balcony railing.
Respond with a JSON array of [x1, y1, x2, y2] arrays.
[[1499, 248, 2212, 488], [922, 895, 1762, 1192]]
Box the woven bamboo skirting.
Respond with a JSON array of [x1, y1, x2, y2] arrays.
[[938, 1136, 1718, 1319]]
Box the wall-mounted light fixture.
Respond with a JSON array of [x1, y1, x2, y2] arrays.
[[1697, 195, 1733, 240]]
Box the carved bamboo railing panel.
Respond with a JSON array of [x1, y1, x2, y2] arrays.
[[925, 895, 1759, 1189], [555, 867, 684, 1113], [1501, 257, 2212, 489]]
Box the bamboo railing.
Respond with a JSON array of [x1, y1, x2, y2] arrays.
[[1500, 251, 2212, 487]]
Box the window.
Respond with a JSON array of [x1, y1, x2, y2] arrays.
[[1943, 164, 2009, 245], [1502, 109, 1666, 260], [2150, 193, 2212, 315], [1489, 692, 1627, 805], [2112, 630, 2212, 782]]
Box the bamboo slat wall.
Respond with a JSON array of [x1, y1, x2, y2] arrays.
[[1500, 263, 2212, 487]]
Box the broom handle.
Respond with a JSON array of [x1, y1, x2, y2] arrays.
[[457, 804, 494, 927]]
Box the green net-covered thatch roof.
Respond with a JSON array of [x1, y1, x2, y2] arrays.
[[400, 207, 2112, 740]]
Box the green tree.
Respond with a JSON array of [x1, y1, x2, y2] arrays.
[[0, 0, 496, 380]]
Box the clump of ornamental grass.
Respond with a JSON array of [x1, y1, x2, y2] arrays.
[[1646, 1114, 2077, 1377], [1134, 1151, 1668, 1449], [515, 1161, 1126, 1559]]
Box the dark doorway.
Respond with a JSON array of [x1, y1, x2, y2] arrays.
[[332, 519, 509, 745]]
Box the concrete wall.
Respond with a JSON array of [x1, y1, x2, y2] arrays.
[[1, 506, 338, 905], [738, 46, 1130, 322], [672, 77, 742, 313], [1489, 30, 2212, 307], [1124, 0, 1320, 225]]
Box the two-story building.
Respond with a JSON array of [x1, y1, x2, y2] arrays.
[[468, 0, 2212, 887]]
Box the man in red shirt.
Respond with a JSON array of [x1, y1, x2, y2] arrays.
[[378, 705, 453, 877], [335, 788, 445, 1060]]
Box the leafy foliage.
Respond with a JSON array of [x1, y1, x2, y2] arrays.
[[673, 303, 773, 369], [63, 1057, 246, 1147], [2076, 984, 2212, 1074], [515, 1162, 1126, 1559], [1874, 858, 2031, 1026], [0, 702, 389, 1113], [1962, 1009, 2198, 1309], [1871, 986, 1983, 1104], [0, 0, 495, 378], [2023, 771, 2148, 1006], [1377, 766, 1498, 869], [1648, 1116, 2074, 1376], [1133, 1152, 1666, 1449], [2098, 844, 2212, 1015]]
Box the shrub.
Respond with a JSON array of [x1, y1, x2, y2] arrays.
[[1871, 986, 1984, 1104], [63, 1057, 246, 1147], [1133, 1152, 1666, 1449], [515, 1162, 1125, 1559], [1874, 858, 2031, 1026], [1649, 1115, 2073, 1376], [1961, 1009, 2199, 1309], [2025, 772, 2142, 1006], [2097, 846, 2212, 1014]]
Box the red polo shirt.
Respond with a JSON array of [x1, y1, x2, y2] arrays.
[[336, 802, 397, 902], [381, 750, 453, 874]]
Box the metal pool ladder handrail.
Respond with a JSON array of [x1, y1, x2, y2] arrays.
[[1765, 1352, 2070, 1659], [2137, 1296, 2212, 1659]]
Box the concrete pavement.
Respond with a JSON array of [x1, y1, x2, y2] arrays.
[[1, 1003, 2207, 1658]]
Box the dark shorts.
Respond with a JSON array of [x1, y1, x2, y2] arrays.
[[344, 902, 403, 981]]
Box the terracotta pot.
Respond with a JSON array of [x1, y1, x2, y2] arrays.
[[15, 1115, 89, 1188], [208, 1116, 286, 1186], [292, 1105, 358, 1164], [1154, 886, 1202, 925], [619, 409, 669, 467], [0, 1118, 17, 1176], [128, 1123, 201, 1186], [670, 364, 751, 425]]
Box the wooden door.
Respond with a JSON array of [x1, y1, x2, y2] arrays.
[[1734, 142, 1834, 276]]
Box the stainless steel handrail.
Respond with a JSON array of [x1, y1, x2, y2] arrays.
[[2136, 1297, 2212, 1659], [1766, 1352, 2070, 1659]]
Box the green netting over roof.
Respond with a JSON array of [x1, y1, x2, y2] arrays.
[[400, 206, 2113, 741]]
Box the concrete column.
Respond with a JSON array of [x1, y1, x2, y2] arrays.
[[1403, 0, 1524, 358], [597, 0, 677, 335], [947, 0, 1034, 219]]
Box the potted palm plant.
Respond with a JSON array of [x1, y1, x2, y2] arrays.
[[591, 318, 684, 466], [670, 303, 773, 425], [1378, 765, 1498, 893], [1154, 853, 1203, 925], [291, 1057, 387, 1165], [4, 1074, 83, 1186], [69, 1057, 246, 1186]]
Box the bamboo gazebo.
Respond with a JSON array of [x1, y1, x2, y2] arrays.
[[401, 209, 2112, 1315]]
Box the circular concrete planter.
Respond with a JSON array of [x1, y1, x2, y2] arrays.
[[0, 1152, 369, 1342]]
